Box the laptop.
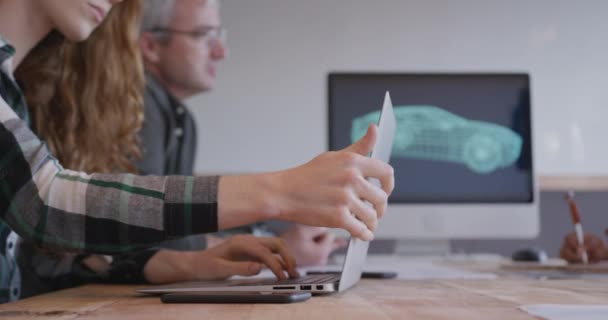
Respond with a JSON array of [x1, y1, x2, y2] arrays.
[[138, 91, 396, 295]]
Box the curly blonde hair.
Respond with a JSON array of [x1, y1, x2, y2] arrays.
[[16, 0, 145, 173]]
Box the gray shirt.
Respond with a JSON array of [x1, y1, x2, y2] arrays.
[[136, 73, 197, 176]]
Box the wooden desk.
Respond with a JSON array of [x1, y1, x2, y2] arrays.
[[1, 276, 607, 320]]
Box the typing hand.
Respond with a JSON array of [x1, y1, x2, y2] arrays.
[[280, 225, 348, 266], [145, 235, 298, 283]]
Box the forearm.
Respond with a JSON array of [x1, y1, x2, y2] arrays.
[[7, 168, 220, 253], [1, 101, 222, 253], [143, 250, 197, 284], [217, 174, 284, 230], [7, 137, 288, 254]]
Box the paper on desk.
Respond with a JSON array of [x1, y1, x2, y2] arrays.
[[520, 305, 608, 320]]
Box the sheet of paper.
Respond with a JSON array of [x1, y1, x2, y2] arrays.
[[520, 305, 608, 320]]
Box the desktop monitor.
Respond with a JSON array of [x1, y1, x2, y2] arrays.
[[328, 73, 539, 239]]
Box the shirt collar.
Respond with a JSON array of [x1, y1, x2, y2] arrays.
[[0, 34, 15, 65], [0, 34, 16, 79], [145, 72, 185, 111]]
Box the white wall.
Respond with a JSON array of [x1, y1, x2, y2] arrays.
[[188, 0, 608, 176]]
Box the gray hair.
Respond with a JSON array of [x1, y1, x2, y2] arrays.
[[141, 0, 177, 32], [141, 0, 220, 33]]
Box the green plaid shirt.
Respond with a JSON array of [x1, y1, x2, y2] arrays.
[[0, 36, 220, 303]]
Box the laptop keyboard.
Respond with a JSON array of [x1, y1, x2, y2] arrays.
[[229, 274, 341, 286]]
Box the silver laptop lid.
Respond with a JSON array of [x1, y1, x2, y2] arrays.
[[338, 91, 396, 292]]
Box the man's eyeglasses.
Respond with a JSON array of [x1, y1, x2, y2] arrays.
[[147, 26, 226, 47]]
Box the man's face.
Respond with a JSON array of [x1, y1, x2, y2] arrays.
[[156, 0, 227, 98]]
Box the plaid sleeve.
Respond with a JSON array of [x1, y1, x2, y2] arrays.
[[0, 99, 219, 254]]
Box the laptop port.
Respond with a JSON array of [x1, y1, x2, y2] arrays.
[[273, 286, 296, 290], [300, 285, 312, 290], [316, 285, 324, 290]]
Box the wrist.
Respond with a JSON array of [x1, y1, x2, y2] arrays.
[[174, 251, 198, 279], [143, 250, 197, 284], [217, 173, 283, 229], [261, 171, 287, 220]]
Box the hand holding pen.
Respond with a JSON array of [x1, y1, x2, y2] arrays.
[[560, 193, 608, 263]]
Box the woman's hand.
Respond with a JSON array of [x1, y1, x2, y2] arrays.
[[280, 225, 347, 266], [144, 235, 298, 284], [217, 124, 395, 242]]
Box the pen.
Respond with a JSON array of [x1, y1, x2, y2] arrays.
[[564, 191, 588, 264]]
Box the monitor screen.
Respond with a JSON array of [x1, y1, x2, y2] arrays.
[[328, 73, 533, 204]]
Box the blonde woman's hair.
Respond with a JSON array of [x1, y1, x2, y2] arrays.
[[16, 0, 145, 173]]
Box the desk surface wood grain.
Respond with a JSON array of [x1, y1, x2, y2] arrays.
[[1, 277, 607, 320]]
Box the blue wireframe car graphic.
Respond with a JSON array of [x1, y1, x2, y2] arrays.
[[351, 105, 523, 174]]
